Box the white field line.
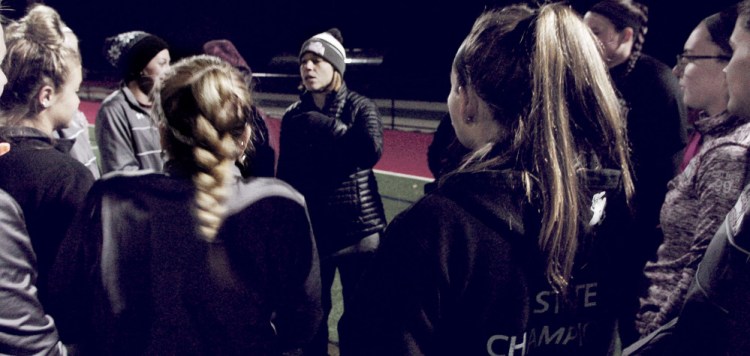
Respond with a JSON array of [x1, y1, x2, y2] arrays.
[[373, 169, 433, 182]]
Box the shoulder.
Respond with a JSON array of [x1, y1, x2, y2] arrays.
[[227, 177, 306, 214], [390, 189, 513, 238], [700, 120, 750, 158], [95, 170, 174, 198], [58, 154, 96, 181], [282, 101, 304, 119], [392, 193, 462, 231], [382, 190, 525, 273], [635, 55, 672, 74], [99, 89, 127, 108], [345, 90, 377, 110], [23, 146, 93, 183], [633, 55, 679, 88], [0, 189, 22, 218], [96, 90, 130, 121]]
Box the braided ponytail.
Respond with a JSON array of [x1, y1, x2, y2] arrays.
[[625, 1, 648, 75], [154, 55, 252, 241]]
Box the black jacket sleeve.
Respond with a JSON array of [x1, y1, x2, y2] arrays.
[[224, 196, 323, 352], [339, 200, 443, 356], [335, 95, 384, 170]]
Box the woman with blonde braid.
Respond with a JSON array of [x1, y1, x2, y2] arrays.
[[49, 55, 322, 355], [342, 3, 635, 355]]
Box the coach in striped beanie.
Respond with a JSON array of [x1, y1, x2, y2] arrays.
[[299, 28, 346, 75]]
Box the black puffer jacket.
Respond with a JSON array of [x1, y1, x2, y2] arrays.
[[277, 84, 386, 256]]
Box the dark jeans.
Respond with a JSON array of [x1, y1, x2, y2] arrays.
[[303, 242, 376, 356]]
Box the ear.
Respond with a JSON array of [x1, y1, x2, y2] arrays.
[[37, 85, 54, 109], [619, 27, 635, 45], [458, 85, 480, 124]]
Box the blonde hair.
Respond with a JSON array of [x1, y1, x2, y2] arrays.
[[330, 70, 343, 91], [154, 55, 252, 240], [0, 4, 80, 126], [455, 3, 633, 292]]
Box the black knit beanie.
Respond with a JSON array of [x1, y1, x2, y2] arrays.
[[103, 31, 169, 81]]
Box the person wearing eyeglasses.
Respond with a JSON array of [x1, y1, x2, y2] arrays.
[[583, 0, 688, 344], [674, 50, 733, 174], [634, 6, 750, 340]]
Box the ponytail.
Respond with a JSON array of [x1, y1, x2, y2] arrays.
[[456, 3, 633, 292]]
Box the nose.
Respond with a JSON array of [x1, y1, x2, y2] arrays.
[[724, 57, 733, 75], [672, 63, 684, 78]]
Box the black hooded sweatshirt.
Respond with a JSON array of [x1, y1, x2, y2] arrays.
[[341, 165, 637, 355]]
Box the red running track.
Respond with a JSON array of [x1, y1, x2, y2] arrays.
[[80, 101, 435, 180]]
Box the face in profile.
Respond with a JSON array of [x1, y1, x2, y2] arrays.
[[299, 52, 335, 92], [47, 59, 82, 130], [725, 16, 750, 119], [674, 23, 730, 116], [583, 12, 625, 68], [139, 49, 171, 93]]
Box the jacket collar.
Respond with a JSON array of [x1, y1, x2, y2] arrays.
[[694, 111, 748, 138], [300, 83, 349, 120], [121, 85, 153, 115], [0, 126, 73, 153]]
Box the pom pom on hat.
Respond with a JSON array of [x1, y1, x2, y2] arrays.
[[103, 31, 169, 80], [299, 28, 346, 75]]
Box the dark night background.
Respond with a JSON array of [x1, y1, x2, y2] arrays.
[[3, 0, 740, 101]]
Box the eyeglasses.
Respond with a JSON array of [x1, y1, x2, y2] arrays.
[[676, 53, 731, 66]]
